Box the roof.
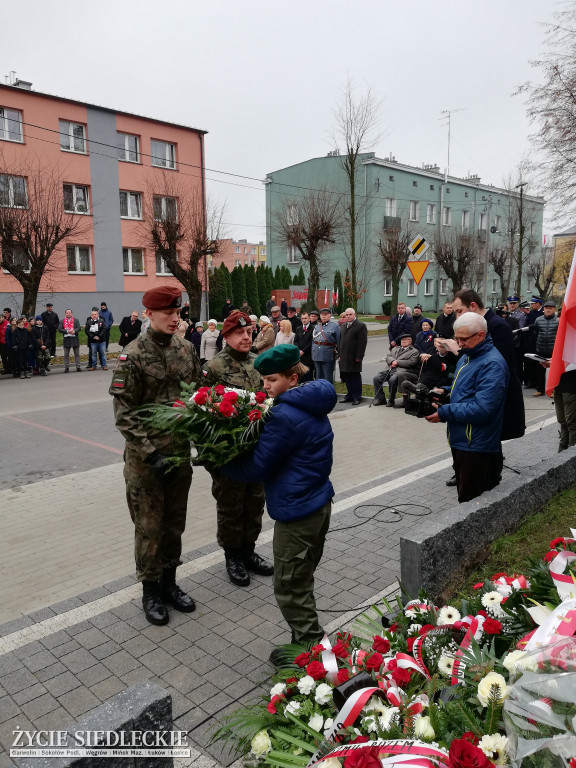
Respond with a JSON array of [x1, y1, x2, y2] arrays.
[[553, 224, 576, 237], [0, 83, 207, 135]]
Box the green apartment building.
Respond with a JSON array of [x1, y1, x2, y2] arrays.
[[264, 153, 545, 314]]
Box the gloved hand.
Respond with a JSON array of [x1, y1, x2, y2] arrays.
[[146, 451, 172, 478]]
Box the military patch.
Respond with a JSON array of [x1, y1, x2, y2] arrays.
[[119, 353, 128, 361], [110, 371, 127, 390], [239, 317, 247, 326]]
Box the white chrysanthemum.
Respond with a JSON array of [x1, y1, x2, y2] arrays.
[[250, 730, 272, 756], [477, 671, 508, 707], [478, 733, 509, 765], [315, 683, 333, 705], [378, 707, 400, 731], [482, 591, 503, 608], [408, 623, 423, 634], [270, 682, 287, 697], [414, 715, 435, 740], [361, 715, 378, 733], [297, 675, 316, 695], [437, 605, 461, 626], [437, 653, 455, 676], [285, 700, 301, 715], [308, 713, 323, 732]]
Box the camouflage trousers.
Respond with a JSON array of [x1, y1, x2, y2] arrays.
[[209, 470, 265, 552], [124, 460, 192, 582]]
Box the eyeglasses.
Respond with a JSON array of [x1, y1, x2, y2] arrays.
[[454, 332, 480, 344]]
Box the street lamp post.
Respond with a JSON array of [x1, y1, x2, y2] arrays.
[[515, 182, 528, 298]]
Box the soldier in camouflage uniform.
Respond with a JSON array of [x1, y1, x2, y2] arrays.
[[203, 310, 274, 587], [109, 286, 201, 626]]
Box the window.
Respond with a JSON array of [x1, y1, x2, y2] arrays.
[[383, 278, 392, 297], [287, 245, 299, 264], [495, 215, 502, 232], [235, 246, 240, 253], [235, 259, 241, 267], [479, 212, 488, 230], [0, 107, 23, 142], [407, 278, 416, 296], [261, 247, 266, 255], [442, 207, 452, 226], [67, 245, 91, 273], [151, 140, 176, 169], [409, 201, 419, 221], [59, 120, 86, 153], [0, 174, 27, 208], [122, 247, 144, 274], [155, 253, 174, 275], [385, 198, 397, 216], [412, 181, 418, 187], [491, 279, 499, 293], [440, 278, 448, 295], [250, 247, 256, 255], [424, 278, 433, 295], [287, 204, 298, 225], [389, 175, 394, 182], [119, 191, 142, 219], [243, 247, 247, 254], [427, 204, 436, 224], [2, 243, 30, 272], [63, 184, 89, 214], [461, 210, 470, 231], [250, 259, 256, 267], [117, 133, 139, 163], [527, 277, 532, 292], [153, 196, 177, 220]]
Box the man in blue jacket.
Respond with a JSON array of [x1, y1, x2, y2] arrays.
[[426, 312, 509, 503], [388, 302, 413, 347]]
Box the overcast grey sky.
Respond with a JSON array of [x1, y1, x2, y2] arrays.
[[2, 0, 559, 240]]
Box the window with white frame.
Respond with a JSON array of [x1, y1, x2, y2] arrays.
[[0, 174, 27, 208], [67, 245, 91, 273], [491, 278, 499, 294], [287, 245, 299, 264], [261, 247, 266, 255], [155, 252, 174, 275], [0, 107, 23, 142], [424, 278, 433, 295], [385, 198, 397, 217], [235, 259, 241, 267], [59, 120, 87, 153], [495, 215, 502, 232], [119, 191, 142, 219], [527, 277, 532, 292], [122, 248, 144, 274], [461, 210, 470, 231], [2, 243, 30, 273], [407, 278, 416, 296], [117, 133, 140, 163], [442, 207, 452, 226], [479, 212, 488, 230], [250, 247, 256, 254], [250, 259, 256, 267], [287, 204, 298, 225], [409, 201, 419, 221], [63, 184, 89, 214], [440, 278, 448, 295], [243, 247, 247, 254], [234, 246, 240, 253], [151, 140, 176, 169], [153, 195, 177, 221], [427, 204, 436, 224], [383, 279, 392, 297]]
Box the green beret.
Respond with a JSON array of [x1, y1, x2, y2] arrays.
[[255, 344, 301, 375]]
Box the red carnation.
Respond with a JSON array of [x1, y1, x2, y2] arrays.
[[219, 400, 235, 417], [194, 391, 208, 405], [477, 610, 488, 618], [337, 669, 350, 683], [550, 537, 566, 549], [365, 652, 383, 672], [491, 572, 508, 580], [473, 582, 484, 590], [267, 694, 284, 714], [544, 550, 558, 562], [197, 386, 210, 394], [372, 636, 390, 653], [248, 409, 262, 422], [482, 618, 502, 635], [388, 623, 400, 632], [213, 384, 226, 395], [344, 747, 382, 768], [311, 644, 325, 657], [294, 652, 310, 668], [222, 391, 238, 404], [255, 391, 267, 403], [306, 660, 327, 680], [172, 400, 186, 408], [337, 631, 353, 647], [449, 738, 493, 768], [461, 732, 480, 746]]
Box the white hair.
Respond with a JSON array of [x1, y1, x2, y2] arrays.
[[208, 318, 217, 326], [259, 315, 270, 324], [453, 312, 487, 335], [249, 314, 258, 322]]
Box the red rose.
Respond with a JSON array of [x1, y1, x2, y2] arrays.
[[391, 666, 411, 686], [337, 631, 353, 647], [255, 391, 267, 403], [294, 652, 310, 668], [248, 409, 262, 422], [311, 644, 326, 657], [344, 748, 382, 768], [267, 694, 284, 714], [569, 759, 576, 768], [219, 400, 235, 417], [306, 660, 327, 680], [285, 676, 298, 685], [331, 641, 350, 659], [222, 390, 238, 404], [449, 738, 493, 768], [194, 391, 208, 405], [461, 732, 480, 746], [337, 669, 350, 683], [213, 384, 226, 395], [172, 400, 186, 408], [365, 652, 383, 672], [419, 624, 435, 636], [372, 636, 390, 653], [197, 386, 210, 394], [388, 623, 400, 632], [482, 618, 502, 635]]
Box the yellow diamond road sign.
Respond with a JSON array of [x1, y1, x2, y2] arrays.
[[409, 234, 430, 258]]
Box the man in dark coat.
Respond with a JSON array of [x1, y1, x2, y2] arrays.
[[41, 303, 60, 357], [524, 297, 544, 388], [434, 302, 455, 339], [294, 310, 314, 382], [222, 298, 235, 319], [338, 308, 368, 404], [410, 304, 424, 341], [287, 307, 302, 333], [387, 302, 413, 347], [119, 311, 142, 347]]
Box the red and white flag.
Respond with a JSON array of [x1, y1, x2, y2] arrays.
[[324, 287, 329, 306], [547, 246, 576, 396]]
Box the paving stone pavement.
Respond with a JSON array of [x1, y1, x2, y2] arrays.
[[0, 391, 560, 768]]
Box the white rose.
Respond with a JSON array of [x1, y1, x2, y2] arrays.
[[322, 759, 341, 768], [378, 707, 400, 731], [414, 715, 435, 740], [250, 730, 272, 756], [477, 671, 508, 707], [270, 682, 287, 697], [285, 700, 301, 715], [308, 713, 324, 732], [502, 650, 528, 675], [297, 675, 316, 695], [315, 683, 333, 705]]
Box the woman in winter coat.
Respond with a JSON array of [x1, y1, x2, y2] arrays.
[[414, 320, 437, 355], [200, 320, 220, 362], [254, 316, 275, 353], [274, 319, 295, 346], [12, 317, 33, 378]]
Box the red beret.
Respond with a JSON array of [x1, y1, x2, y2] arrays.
[[142, 286, 182, 310], [222, 310, 251, 336]]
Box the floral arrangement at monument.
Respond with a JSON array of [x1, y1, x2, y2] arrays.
[[144, 382, 273, 466], [214, 531, 576, 768]]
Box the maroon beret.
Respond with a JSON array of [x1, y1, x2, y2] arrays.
[[222, 310, 251, 337], [142, 286, 182, 310]]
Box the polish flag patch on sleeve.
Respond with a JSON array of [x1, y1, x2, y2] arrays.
[[119, 353, 128, 361]]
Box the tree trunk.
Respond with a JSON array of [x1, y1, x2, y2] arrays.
[[308, 258, 320, 300], [348, 168, 357, 310]]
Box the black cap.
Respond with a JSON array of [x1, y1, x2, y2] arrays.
[[543, 300, 557, 308], [309, 308, 320, 316], [398, 333, 413, 341], [414, 304, 422, 310]]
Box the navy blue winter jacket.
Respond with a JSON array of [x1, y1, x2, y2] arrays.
[[388, 313, 413, 344], [222, 379, 337, 521]]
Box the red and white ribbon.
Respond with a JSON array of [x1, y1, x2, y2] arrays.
[[396, 651, 431, 680], [309, 738, 448, 768], [451, 618, 479, 685], [549, 550, 576, 600], [320, 635, 340, 685]]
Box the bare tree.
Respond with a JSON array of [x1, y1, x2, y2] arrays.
[[434, 233, 477, 294], [375, 220, 415, 311], [272, 188, 343, 299], [332, 79, 381, 309], [0, 153, 90, 315], [528, 248, 557, 299], [489, 249, 510, 304], [518, 4, 576, 220], [144, 172, 227, 317]]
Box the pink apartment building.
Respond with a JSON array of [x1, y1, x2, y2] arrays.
[[213, 238, 266, 271], [0, 79, 207, 319]]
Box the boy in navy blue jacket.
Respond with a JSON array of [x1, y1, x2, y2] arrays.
[[223, 344, 337, 658]]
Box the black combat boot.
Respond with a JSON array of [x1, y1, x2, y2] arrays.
[[142, 581, 169, 625], [225, 550, 250, 587], [242, 544, 274, 576], [161, 567, 196, 613]]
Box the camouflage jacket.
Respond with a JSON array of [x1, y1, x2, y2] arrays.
[[203, 345, 263, 390], [109, 328, 201, 464]]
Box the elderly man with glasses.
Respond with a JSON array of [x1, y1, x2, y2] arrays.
[[425, 312, 509, 503]]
